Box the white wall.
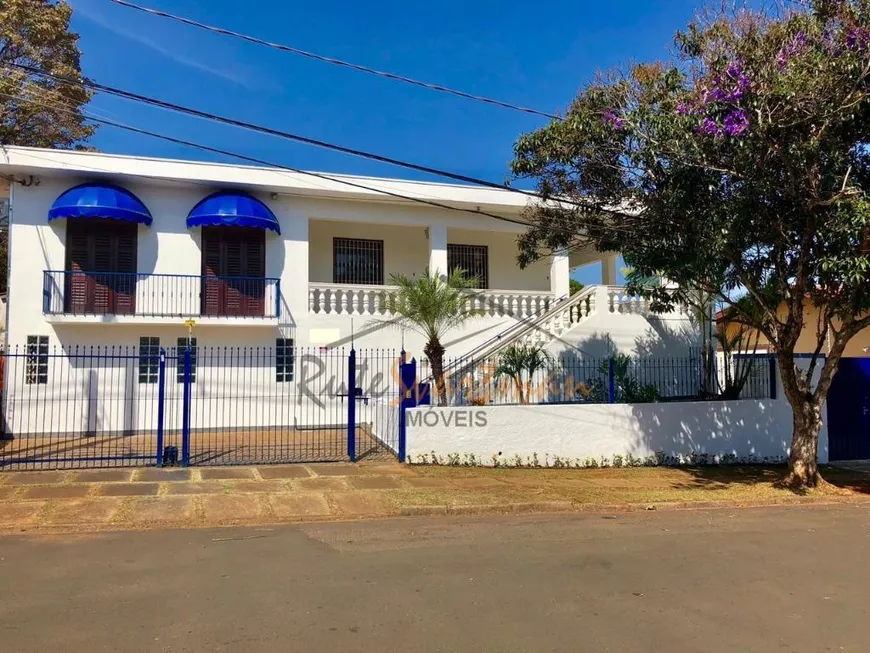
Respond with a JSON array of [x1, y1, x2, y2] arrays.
[[406, 398, 828, 466]]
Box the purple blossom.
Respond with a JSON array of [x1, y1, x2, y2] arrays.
[[776, 31, 807, 70], [846, 27, 870, 51], [722, 109, 749, 136], [603, 109, 624, 130], [675, 100, 693, 116], [697, 117, 722, 136]]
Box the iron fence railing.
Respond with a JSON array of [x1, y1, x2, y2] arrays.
[[419, 353, 776, 406], [43, 270, 282, 319], [0, 344, 404, 470]]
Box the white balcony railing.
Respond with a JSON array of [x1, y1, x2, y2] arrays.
[[308, 283, 554, 320]]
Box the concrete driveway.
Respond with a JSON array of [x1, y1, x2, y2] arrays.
[[1, 504, 868, 652]]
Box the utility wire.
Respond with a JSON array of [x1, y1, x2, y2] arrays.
[[0, 88, 540, 229], [7, 62, 633, 220], [108, 0, 561, 121]]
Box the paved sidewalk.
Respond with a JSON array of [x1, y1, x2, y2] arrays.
[[0, 463, 867, 533]]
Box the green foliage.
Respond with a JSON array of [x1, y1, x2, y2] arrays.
[[385, 269, 482, 405], [493, 343, 553, 404], [510, 1, 870, 485], [569, 279, 585, 295], [0, 0, 95, 148]]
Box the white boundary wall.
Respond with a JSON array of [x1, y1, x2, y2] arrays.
[[406, 399, 829, 466]]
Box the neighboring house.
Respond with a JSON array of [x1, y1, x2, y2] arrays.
[[0, 146, 695, 359], [716, 303, 870, 357]]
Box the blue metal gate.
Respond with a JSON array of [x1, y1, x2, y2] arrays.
[[827, 357, 870, 461], [0, 344, 404, 470]]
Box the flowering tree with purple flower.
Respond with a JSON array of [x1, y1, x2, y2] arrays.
[[511, 0, 870, 488]]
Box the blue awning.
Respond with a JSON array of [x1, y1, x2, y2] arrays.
[[48, 183, 153, 226], [186, 192, 280, 234]]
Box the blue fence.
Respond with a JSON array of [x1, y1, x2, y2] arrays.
[[43, 270, 282, 318], [0, 345, 407, 470], [420, 353, 775, 406]]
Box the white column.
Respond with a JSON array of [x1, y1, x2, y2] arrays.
[[550, 251, 570, 298], [275, 207, 309, 329], [602, 254, 618, 286], [428, 224, 448, 277]]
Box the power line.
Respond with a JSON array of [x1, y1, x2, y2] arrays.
[[7, 62, 631, 220], [0, 88, 539, 229], [2, 76, 641, 243], [108, 0, 561, 121]]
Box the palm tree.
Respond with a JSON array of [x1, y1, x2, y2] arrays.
[[493, 343, 552, 404], [386, 269, 481, 405]]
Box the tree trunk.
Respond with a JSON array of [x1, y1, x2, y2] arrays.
[[777, 353, 822, 488], [425, 338, 447, 406], [513, 375, 526, 404], [785, 402, 823, 488]]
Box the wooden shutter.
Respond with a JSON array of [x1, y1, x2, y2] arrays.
[[64, 219, 138, 315], [200, 226, 265, 317], [112, 226, 137, 315], [65, 225, 92, 314], [201, 227, 223, 316]]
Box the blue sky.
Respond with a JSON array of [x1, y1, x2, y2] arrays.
[[69, 0, 704, 284]]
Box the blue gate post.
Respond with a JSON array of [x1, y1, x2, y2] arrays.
[[181, 346, 192, 467], [347, 349, 357, 462], [768, 355, 778, 400], [608, 357, 617, 404], [398, 351, 417, 463], [155, 348, 167, 467]]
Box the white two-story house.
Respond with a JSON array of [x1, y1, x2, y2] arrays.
[[0, 146, 695, 360], [0, 147, 700, 461]]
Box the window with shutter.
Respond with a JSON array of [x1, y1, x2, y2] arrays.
[[64, 219, 138, 315], [200, 226, 265, 317]]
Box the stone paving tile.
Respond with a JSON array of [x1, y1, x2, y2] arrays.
[[403, 477, 457, 489], [128, 496, 196, 524], [4, 471, 67, 486], [450, 477, 509, 489], [23, 485, 92, 500], [202, 494, 263, 521], [307, 464, 364, 477], [269, 493, 332, 519], [165, 482, 227, 496], [45, 498, 122, 525], [70, 469, 135, 483], [200, 467, 257, 481], [98, 482, 160, 497], [361, 464, 415, 476], [231, 480, 288, 494], [0, 486, 21, 500], [0, 501, 46, 526], [134, 468, 193, 482], [329, 491, 395, 517], [348, 476, 402, 490], [257, 466, 311, 480], [295, 477, 350, 492]]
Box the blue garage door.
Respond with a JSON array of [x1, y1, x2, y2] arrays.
[[827, 358, 870, 461]]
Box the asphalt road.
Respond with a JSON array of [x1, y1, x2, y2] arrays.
[[1, 505, 869, 652]]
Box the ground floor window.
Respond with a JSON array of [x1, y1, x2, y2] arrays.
[[448, 244, 488, 288], [176, 337, 198, 383], [25, 335, 48, 385], [138, 337, 160, 384], [276, 338, 295, 382]]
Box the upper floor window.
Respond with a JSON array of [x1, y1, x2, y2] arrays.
[[448, 244, 488, 289], [65, 219, 138, 315], [201, 226, 265, 317], [334, 238, 383, 285]]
